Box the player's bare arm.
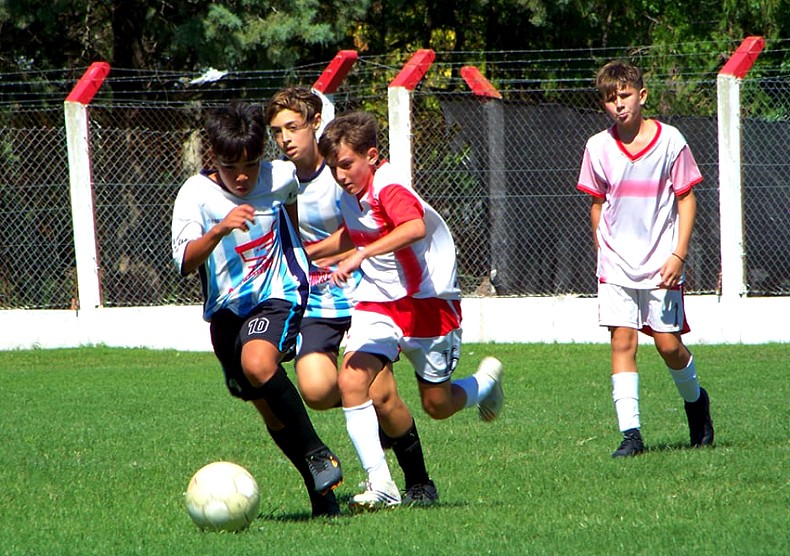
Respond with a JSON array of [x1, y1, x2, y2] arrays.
[[331, 218, 426, 286], [182, 204, 255, 274], [305, 226, 353, 261], [659, 190, 696, 288], [590, 196, 604, 251]]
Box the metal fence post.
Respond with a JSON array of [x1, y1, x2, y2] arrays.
[[64, 61, 111, 312], [716, 36, 764, 300]]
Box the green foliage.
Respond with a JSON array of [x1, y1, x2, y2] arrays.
[[3, 0, 790, 78], [0, 344, 787, 554]]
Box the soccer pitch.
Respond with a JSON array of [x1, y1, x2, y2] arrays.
[[1, 344, 787, 555]]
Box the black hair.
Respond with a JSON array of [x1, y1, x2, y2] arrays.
[[204, 102, 266, 162]]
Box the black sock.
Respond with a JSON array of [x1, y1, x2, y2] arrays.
[[268, 425, 313, 489], [258, 366, 324, 455], [268, 425, 338, 515], [389, 420, 430, 488]]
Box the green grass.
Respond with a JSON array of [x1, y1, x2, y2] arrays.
[[0, 344, 787, 555]]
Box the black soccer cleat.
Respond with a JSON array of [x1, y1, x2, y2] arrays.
[[305, 448, 343, 494], [310, 487, 341, 518], [402, 480, 439, 507], [612, 428, 645, 458], [685, 387, 715, 447]]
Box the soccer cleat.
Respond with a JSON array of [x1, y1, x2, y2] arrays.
[[305, 448, 343, 494], [685, 387, 715, 447], [476, 356, 505, 422], [348, 480, 401, 512], [402, 480, 439, 507], [612, 428, 645, 458], [309, 488, 341, 518]]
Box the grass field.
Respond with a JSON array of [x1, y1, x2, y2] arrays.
[[0, 343, 787, 555]]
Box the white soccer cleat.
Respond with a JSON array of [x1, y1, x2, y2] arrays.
[[476, 356, 504, 422], [348, 480, 401, 513]]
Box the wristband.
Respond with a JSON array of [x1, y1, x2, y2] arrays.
[[671, 252, 686, 264]]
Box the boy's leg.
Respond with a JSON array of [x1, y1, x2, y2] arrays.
[[650, 290, 714, 448], [295, 352, 342, 410], [294, 317, 346, 410], [248, 357, 343, 494], [370, 366, 437, 505], [340, 351, 401, 511], [210, 306, 342, 501], [405, 330, 504, 422], [654, 338, 714, 447], [265, 422, 340, 517], [610, 326, 644, 457]]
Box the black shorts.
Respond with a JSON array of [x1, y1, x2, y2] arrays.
[[295, 316, 351, 361], [209, 298, 304, 401]]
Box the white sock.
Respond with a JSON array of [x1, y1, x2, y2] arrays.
[[454, 375, 488, 408], [669, 355, 700, 403], [343, 400, 392, 483], [612, 372, 640, 432]]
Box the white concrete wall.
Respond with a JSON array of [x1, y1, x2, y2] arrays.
[[1, 295, 786, 352]]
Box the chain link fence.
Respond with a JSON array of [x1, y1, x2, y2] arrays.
[[1, 58, 789, 310]]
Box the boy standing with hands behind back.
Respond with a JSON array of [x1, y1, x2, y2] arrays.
[[577, 61, 714, 457]]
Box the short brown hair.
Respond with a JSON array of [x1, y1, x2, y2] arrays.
[[264, 86, 323, 125], [595, 60, 644, 100], [317, 111, 379, 165]]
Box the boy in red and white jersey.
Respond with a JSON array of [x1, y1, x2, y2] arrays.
[[577, 60, 714, 457], [265, 87, 439, 510], [308, 111, 504, 511]]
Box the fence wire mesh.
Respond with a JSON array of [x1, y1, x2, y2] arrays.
[[1, 55, 789, 310]]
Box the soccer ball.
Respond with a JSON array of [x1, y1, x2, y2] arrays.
[[184, 461, 260, 532]]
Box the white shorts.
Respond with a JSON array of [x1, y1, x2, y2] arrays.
[[344, 297, 463, 384], [598, 282, 689, 334]]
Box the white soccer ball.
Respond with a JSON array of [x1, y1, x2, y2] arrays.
[[185, 461, 260, 532]]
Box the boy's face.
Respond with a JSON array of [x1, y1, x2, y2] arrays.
[[326, 142, 377, 196], [268, 109, 320, 164], [213, 153, 262, 197], [602, 84, 647, 127]]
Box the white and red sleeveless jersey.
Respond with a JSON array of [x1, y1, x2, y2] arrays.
[[339, 161, 461, 302], [577, 121, 703, 288]]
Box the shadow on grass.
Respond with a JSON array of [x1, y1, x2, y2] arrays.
[[255, 493, 462, 522], [644, 441, 720, 453]]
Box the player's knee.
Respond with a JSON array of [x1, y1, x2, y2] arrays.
[[421, 397, 453, 420], [337, 367, 371, 399], [655, 338, 688, 365], [240, 354, 278, 388], [611, 333, 637, 357], [299, 381, 340, 410]]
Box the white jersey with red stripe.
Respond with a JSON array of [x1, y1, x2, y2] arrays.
[[339, 161, 461, 303], [576, 121, 703, 288], [296, 162, 360, 319]]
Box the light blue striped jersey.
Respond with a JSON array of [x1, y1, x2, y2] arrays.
[[171, 159, 309, 321], [297, 163, 361, 319]]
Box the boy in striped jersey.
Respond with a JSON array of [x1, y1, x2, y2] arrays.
[[171, 101, 342, 517], [265, 87, 438, 508], [577, 61, 714, 457]]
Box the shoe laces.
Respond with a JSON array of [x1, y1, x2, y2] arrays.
[[306, 450, 333, 473]]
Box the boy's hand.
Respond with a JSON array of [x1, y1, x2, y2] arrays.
[[658, 255, 684, 288], [330, 249, 364, 286], [217, 204, 256, 236]]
